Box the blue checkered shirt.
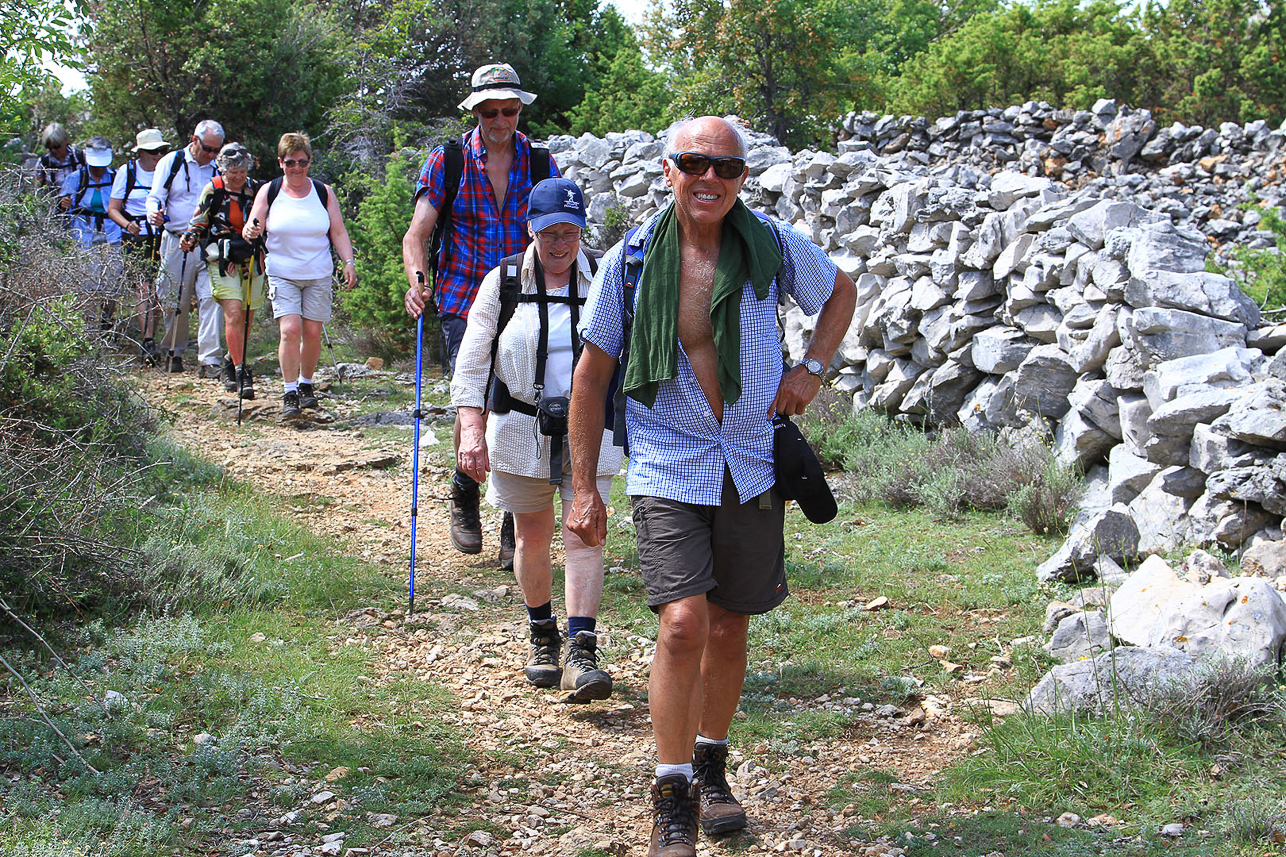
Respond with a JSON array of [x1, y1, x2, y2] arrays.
[[579, 206, 838, 505]]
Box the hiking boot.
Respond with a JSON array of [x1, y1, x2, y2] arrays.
[[281, 390, 302, 421], [498, 511, 515, 570], [198, 363, 219, 379], [648, 774, 700, 857], [448, 474, 482, 554], [692, 742, 747, 835], [221, 359, 238, 393], [525, 620, 561, 688], [561, 632, 612, 702], [298, 382, 319, 410], [168, 354, 184, 373], [141, 339, 157, 366], [238, 366, 255, 400]]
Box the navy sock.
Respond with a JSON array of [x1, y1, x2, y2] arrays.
[[567, 616, 596, 638], [527, 602, 553, 625]]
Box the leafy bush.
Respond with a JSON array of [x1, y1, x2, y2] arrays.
[[1229, 200, 1286, 314], [800, 400, 1083, 532]]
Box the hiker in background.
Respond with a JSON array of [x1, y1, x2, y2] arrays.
[[185, 143, 262, 400], [243, 131, 356, 421], [109, 129, 170, 363], [567, 116, 856, 857], [36, 122, 83, 195], [450, 178, 618, 703], [146, 119, 225, 376], [402, 62, 559, 570], [60, 136, 123, 331]]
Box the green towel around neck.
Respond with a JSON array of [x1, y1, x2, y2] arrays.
[[623, 199, 783, 408]]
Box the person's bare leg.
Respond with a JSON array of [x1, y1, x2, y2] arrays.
[[562, 521, 605, 619], [300, 319, 324, 380], [697, 603, 750, 740], [514, 507, 556, 608], [222, 299, 245, 366], [279, 314, 302, 384], [650, 595, 711, 764]]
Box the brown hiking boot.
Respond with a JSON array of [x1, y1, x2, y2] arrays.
[[647, 773, 699, 857], [448, 473, 482, 554], [560, 632, 612, 703], [692, 742, 747, 834]]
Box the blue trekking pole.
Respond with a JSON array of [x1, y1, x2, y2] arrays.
[[409, 270, 426, 616]]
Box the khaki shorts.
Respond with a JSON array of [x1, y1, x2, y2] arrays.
[[630, 468, 787, 615], [269, 275, 333, 322], [209, 263, 265, 311], [487, 465, 613, 516]]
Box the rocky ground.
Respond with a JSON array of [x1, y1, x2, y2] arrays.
[[143, 363, 1014, 857]]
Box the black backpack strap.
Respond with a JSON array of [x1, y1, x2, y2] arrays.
[[162, 151, 187, 193], [312, 178, 328, 209], [486, 252, 526, 413], [611, 226, 647, 452], [265, 176, 283, 208], [427, 137, 465, 309], [530, 146, 550, 184]]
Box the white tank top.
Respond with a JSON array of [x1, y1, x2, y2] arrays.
[[265, 181, 333, 279]]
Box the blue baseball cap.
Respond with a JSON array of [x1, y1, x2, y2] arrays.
[[528, 178, 586, 232]]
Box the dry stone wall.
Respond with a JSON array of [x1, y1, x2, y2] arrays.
[[549, 104, 1286, 683]]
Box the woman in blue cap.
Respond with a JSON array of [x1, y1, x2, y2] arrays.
[[450, 177, 621, 704]]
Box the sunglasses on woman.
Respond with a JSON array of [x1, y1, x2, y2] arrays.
[[477, 106, 521, 119], [281, 158, 310, 168], [668, 151, 747, 179]]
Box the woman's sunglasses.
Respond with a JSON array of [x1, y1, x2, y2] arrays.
[[668, 151, 746, 179], [281, 158, 310, 168], [477, 106, 521, 120]]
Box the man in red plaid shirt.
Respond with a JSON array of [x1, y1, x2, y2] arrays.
[[403, 62, 560, 560]]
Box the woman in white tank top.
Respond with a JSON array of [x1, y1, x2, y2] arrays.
[[244, 131, 357, 421]]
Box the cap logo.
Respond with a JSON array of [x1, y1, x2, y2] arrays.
[[564, 189, 580, 210]]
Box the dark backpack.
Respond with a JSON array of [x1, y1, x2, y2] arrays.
[[611, 211, 785, 453], [199, 175, 259, 274], [425, 136, 551, 312]]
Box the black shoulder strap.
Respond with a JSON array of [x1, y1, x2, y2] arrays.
[[312, 178, 328, 209], [124, 160, 137, 200], [429, 137, 466, 289], [530, 146, 550, 185], [265, 176, 283, 208], [612, 226, 647, 451], [162, 151, 186, 193]]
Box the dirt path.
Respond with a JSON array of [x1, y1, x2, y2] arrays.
[[148, 368, 993, 856]]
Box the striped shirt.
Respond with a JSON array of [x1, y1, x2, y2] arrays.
[[413, 128, 560, 318], [579, 206, 838, 505]]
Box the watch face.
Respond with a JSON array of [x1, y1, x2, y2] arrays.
[[804, 358, 824, 376]]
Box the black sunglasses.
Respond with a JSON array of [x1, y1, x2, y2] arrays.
[[477, 106, 521, 119], [669, 151, 746, 179], [196, 141, 220, 154], [281, 158, 310, 168]]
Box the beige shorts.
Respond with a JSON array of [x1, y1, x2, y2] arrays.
[[487, 466, 613, 516], [269, 275, 332, 322]]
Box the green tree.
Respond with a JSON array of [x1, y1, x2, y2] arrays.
[[659, 0, 882, 147], [0, 0, 81, 135], [1143, 0, 1286, 125], [344, 146, 421, 348], [890, 0, 1148, 117], [83, 0, 349, 162], [565, 32, 672, 136]]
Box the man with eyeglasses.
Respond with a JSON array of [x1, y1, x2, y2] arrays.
[[147, 119, 226, 375], [403, 62, 560, 566], [567, 116, 856, 857]]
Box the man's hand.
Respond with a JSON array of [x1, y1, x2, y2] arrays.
[[179, 232, 197, 253], [770, 365, 823, 417], [148, 208, 165, 228], [58, 196, 71, 211], [404, 281, 431, 318], [566, 488, 608, 548]]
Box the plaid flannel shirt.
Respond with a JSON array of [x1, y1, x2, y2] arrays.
[[413, 128, 560, 318]]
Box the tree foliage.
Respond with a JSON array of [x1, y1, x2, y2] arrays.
[[83, 0, 349, 162], [0, 0, 81, 135]]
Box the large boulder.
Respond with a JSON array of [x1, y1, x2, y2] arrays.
[[1147, 577, 1286, 668], [1125, 270, 1262, 327], [1037, 504, 1140, 583], [1024, 646, 1199, 716], [1108, 555, 1198, 645]]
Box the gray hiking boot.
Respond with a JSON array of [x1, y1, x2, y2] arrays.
[[298, 382, 318, 410], [560, 632, 612, 702], [692, 742, 746, 834], [647, 774, 699, 857], [221, 359, 237, 392], [238, 366, 255, 400], [525, 620, 561, 688], [281, 390, 302, 421]]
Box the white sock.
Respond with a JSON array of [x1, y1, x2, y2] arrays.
[[696, 734, 729, 747], [655, 763, 693, 782], [284, 381, 298, 393], [299, 376, 312, 386]]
